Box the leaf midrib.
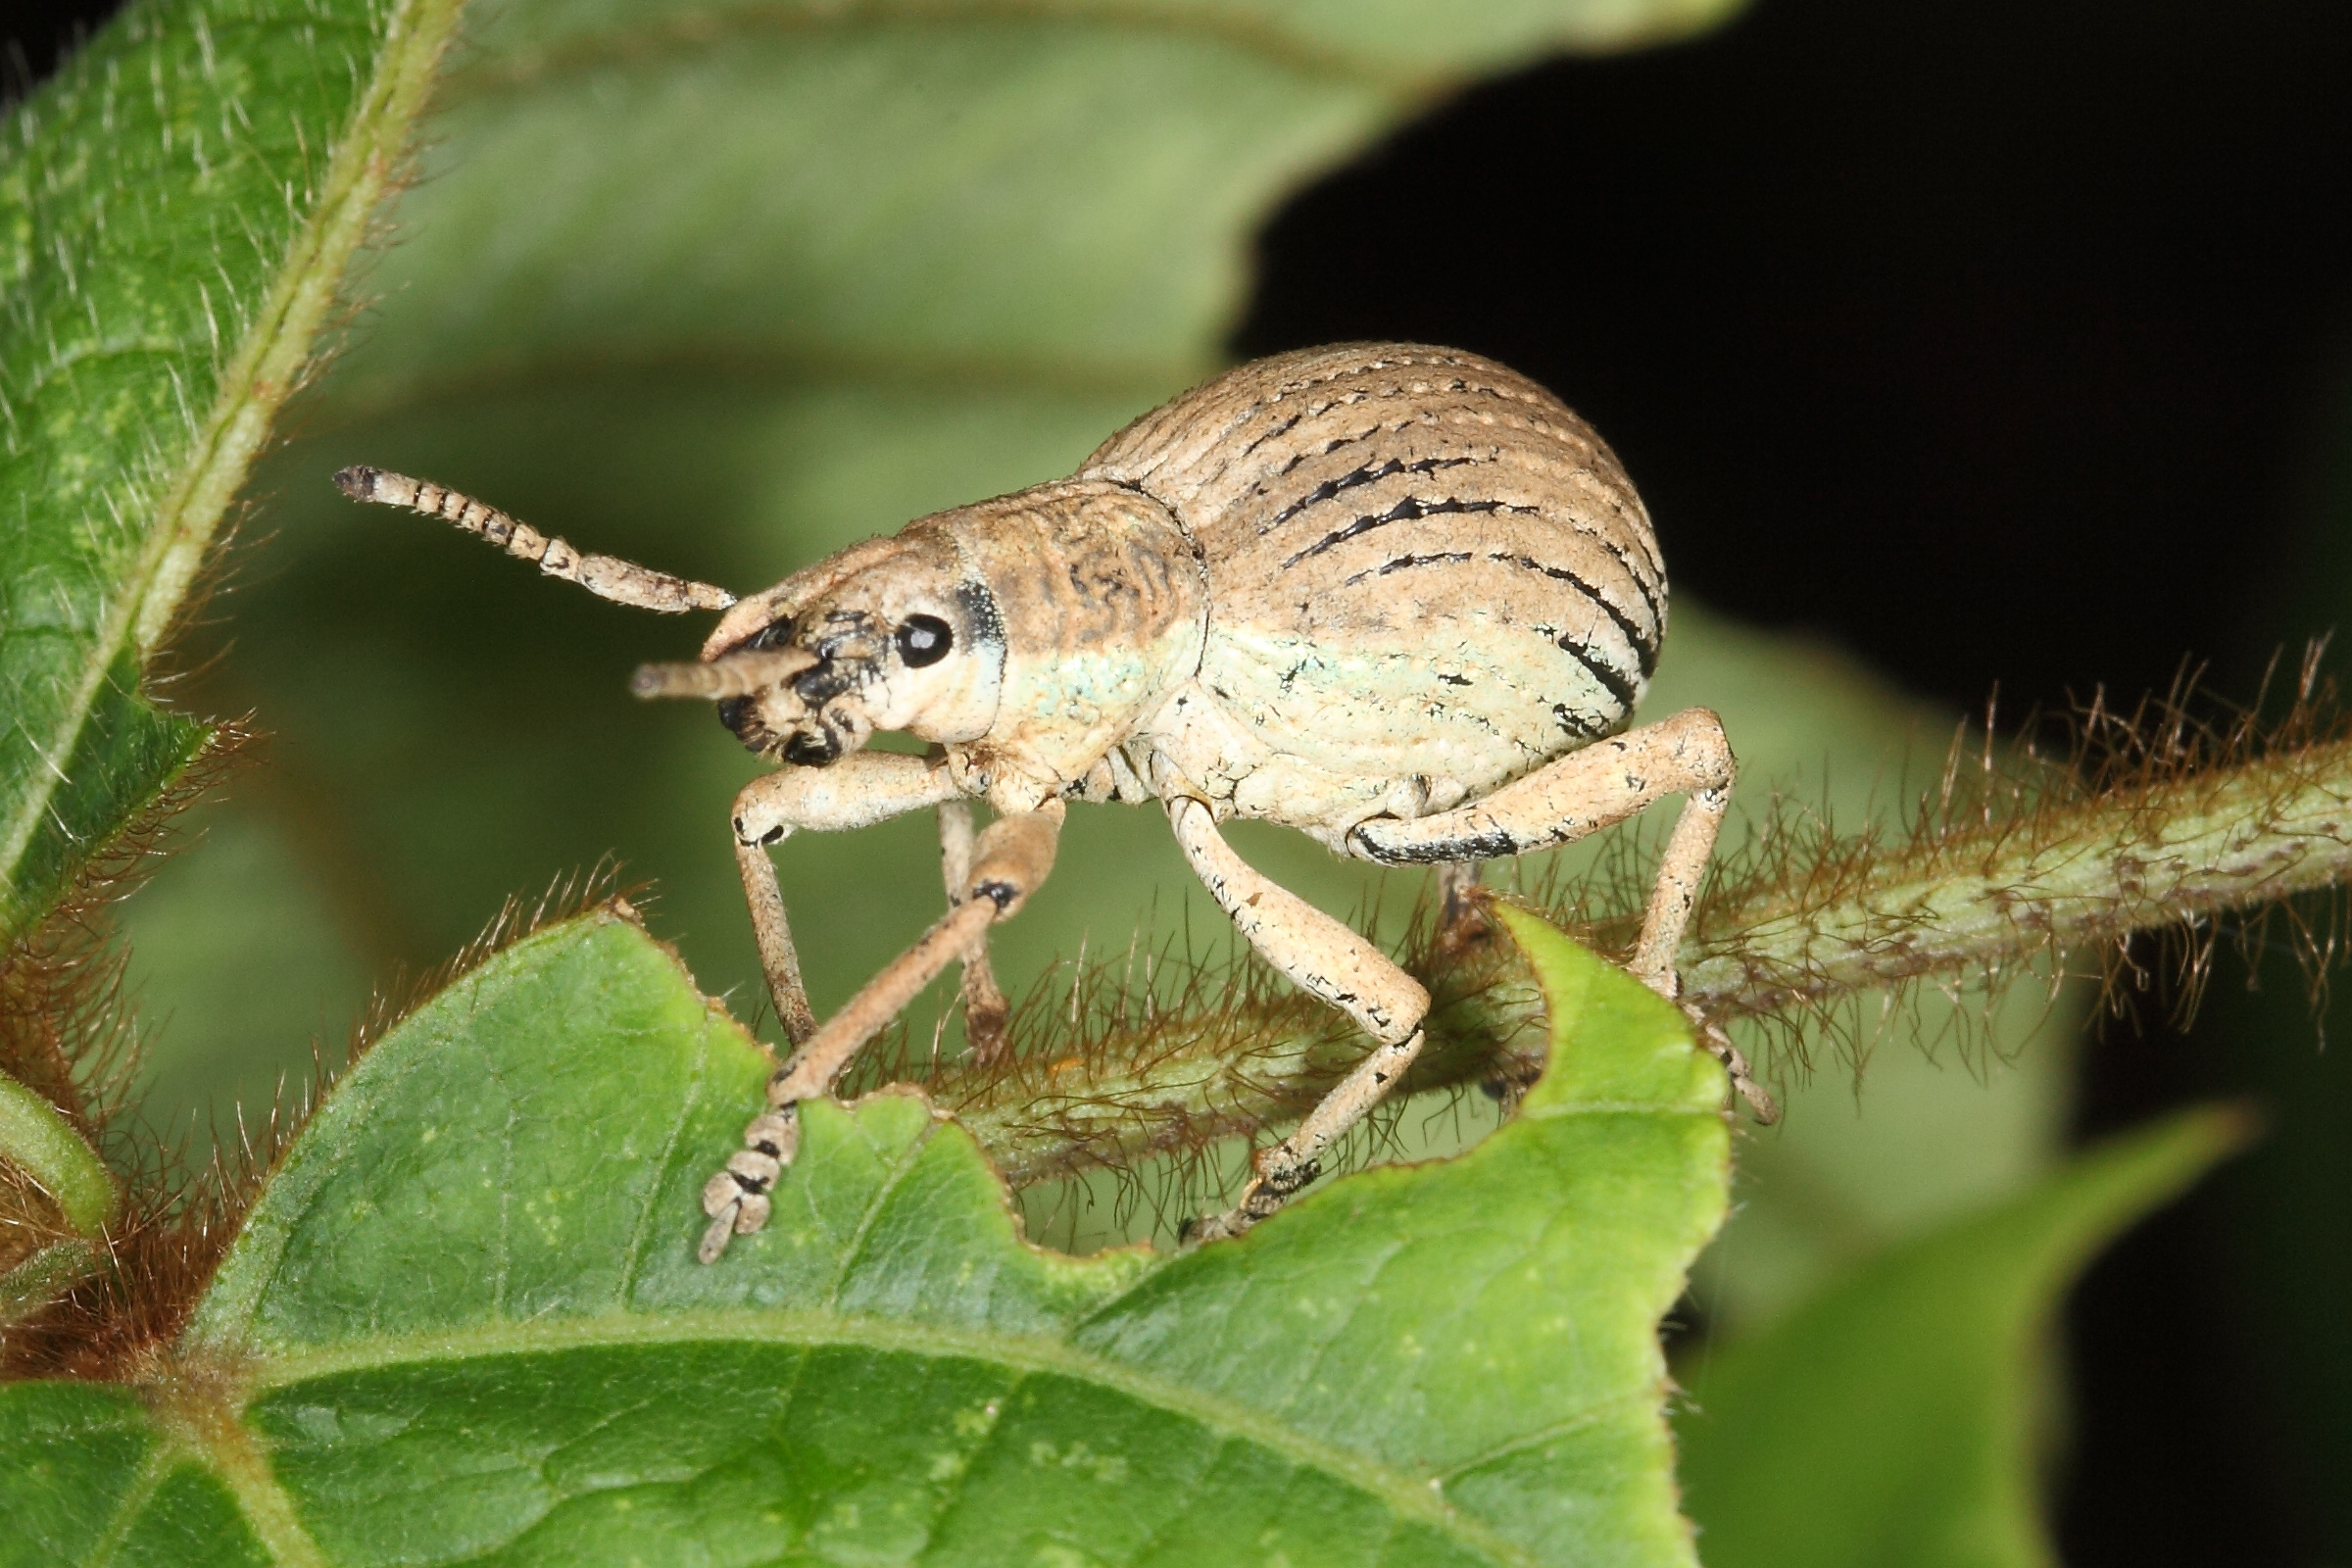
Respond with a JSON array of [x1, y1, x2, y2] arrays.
[[229, 1306, 1543, 1568]]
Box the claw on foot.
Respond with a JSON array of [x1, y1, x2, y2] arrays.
[[1182, 1151, 1321, 1247]]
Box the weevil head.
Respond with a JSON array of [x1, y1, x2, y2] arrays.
[[642, 526, 1004, 765]]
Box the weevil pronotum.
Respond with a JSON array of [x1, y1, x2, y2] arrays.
[[336, 342, 1766, 1262]]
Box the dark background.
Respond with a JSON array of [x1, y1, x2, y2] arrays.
[[13, 0, 2352, 1560]]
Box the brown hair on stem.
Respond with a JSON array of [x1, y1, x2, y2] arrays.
[[900, 651, 2352, 1194]]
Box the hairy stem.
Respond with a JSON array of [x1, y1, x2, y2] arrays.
[[937, 736, 2352, 1187]]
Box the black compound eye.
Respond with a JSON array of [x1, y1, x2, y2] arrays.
[[743, 619, 794, 652], [896, 613, 954, 667]]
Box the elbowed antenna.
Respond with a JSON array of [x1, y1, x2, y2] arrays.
[[333, 466, 737, 614], [631, 649, 820, 701]]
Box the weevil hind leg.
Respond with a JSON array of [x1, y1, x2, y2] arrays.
[[1164, 794, 1432, 1243], [1351, 707, 1735, 1001], [701, 801, 1063, 1262], [937, 799, 1013, 1060], [1686, 1006, 1781, 1123], [1351, 709, 1775, 1121]]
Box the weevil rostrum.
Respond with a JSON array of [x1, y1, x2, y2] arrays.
[[335, 342, 1746, 1262]]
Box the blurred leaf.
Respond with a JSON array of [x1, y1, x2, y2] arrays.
[[0, 0, 470, 936], [10, 903, 1729, 1564], [1675, 1104, 2248, 1568]]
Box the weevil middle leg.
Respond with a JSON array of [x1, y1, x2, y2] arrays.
[[1351, 708, 1737, 998], [1163, 792, 1432, 1243], [1167, 707, 1749, 1241]]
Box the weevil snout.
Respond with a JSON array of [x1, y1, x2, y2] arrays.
[[634, 532, 1004, 763]]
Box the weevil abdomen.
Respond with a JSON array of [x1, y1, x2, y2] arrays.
[[1083, 343, 1664, 843]]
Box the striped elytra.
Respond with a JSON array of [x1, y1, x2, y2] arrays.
[[1083, 343, 1667, 846]]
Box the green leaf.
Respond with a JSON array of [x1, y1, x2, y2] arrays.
[[0, 0, 470, 935], [1675, 1105, 2250, 1568], [8, 902, 1728, 1564]]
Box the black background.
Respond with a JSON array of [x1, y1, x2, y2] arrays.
[[12, 0, 2352, 1559]]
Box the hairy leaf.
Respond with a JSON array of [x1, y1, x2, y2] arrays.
[[1676, 1105, 2248, 1568], [0, 0, 470, 935], [4, 903, 1727, 1565]]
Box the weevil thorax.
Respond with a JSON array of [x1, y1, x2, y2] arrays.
[[922, 480, 1206, 804], [699, 522, 1005, 766]]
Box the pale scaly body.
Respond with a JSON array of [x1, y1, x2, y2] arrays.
[[336, 342, 1748, 1267]]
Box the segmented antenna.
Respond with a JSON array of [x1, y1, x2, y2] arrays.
[[333, 466, 736, 613]]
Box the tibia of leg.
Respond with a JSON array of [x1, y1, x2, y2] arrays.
[[1203, 1025, 1429, 1241], [762, 801, 1061, 1111], [1433, 859, 1490, 955], [700, 896, 1000, 1266], [735, 839, 816, 1045], [1166, 795, 1431, 1238], [1627, 783, 1730, 998], [1349, 708, 1736, 998], [938, 800, 1011, 1057]]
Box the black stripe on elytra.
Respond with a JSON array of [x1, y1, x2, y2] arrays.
[[1283, 496, 1535, 569], [1560, 637, 1640, 714], [1487, 551, 1660, 678], [1560, 514, 1668, 631], [1339, 550, 1475, 588], [1554, 702, 1604, 738], [1236, 410, 1303, 463], [1263, 454, 1478, 537], [1269, 419, 1388, 480]]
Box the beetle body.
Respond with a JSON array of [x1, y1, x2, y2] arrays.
[[702, 344, 1663, 854], [337, 341, 1735, 1261]]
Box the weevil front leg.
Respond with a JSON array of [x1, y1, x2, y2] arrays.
[[702, 799, 1064, 1262], [1165, 794, 1432, 1243], [730, 752, 966, 1045], [937, 799, 1013, 1060]]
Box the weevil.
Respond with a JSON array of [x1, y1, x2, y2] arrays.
[[335, 342, 1758, 1263]]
